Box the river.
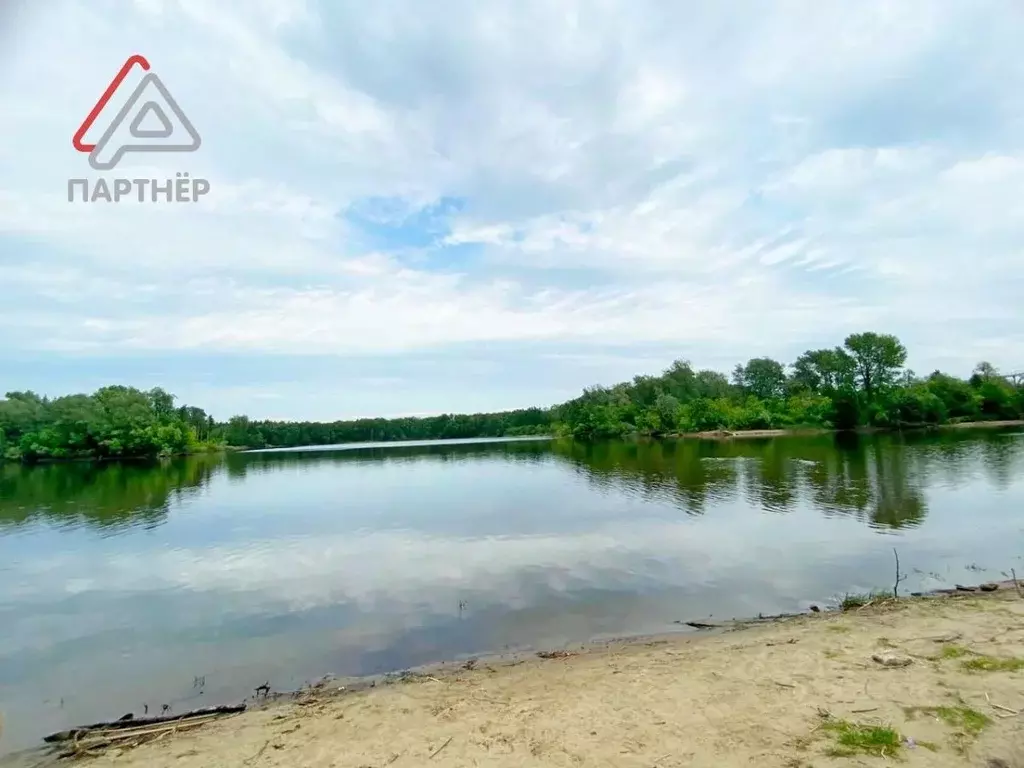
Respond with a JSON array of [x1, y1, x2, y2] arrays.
[[1, 429, 1023, 755]]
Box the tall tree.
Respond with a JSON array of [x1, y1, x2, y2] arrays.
[[791, 348, 855, 393], [695, 369, 732, 399], [660, 359, 699, 401], [733, 357, 787, 400], [842, 332, 907, 399], [969, 361, 999, 387]]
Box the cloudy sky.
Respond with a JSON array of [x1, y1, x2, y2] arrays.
[[1, 0, 1022, 420]]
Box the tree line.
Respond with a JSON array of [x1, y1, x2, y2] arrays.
[[219, 408, 552, 450], [2, 330, 1021, 461], [0, 386, 220, 462], [554, 331, 1024, 438], [0, 385, 552, 462]]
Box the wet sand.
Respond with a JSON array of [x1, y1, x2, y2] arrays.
[[45, 589, 1024, 768]]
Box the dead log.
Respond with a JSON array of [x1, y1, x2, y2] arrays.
[[43, 704, 246, 743]]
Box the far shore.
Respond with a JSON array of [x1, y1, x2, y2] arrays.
[[26, 585, 1024, 768], [5, 421, 1021, 464], [672, 419, 1024, 441], [937, 419, 1024, 430]]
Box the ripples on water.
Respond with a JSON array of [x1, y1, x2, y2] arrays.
[[1, 429, 1023, 756]]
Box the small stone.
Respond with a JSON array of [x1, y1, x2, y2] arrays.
[[955, 584, 977, 592], [809, 605, 820, 613], [979, 582, 999, 592], [871, 652, 913, 668]]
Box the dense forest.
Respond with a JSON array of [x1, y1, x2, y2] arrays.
[[2, 331, 1021, 462], [555, 332, 1023, 438], [0, 385, 552, 462]]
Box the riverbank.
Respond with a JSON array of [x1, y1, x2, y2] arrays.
[[673, 420, 1024, 441], [45, 589, 1024, 768], [0, 445, 229, 465], [939, 419, 1024, 430]]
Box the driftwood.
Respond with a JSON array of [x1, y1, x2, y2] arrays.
[[44, 704, 246, 744], [679, 621, 723, 630]]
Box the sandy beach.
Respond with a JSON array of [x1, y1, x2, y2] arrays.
[[33, 589, 1024, 768]]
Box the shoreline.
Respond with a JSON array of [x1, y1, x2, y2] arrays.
[[672, 419, 1024, 441], [14, 582, 1024, 767], [6, 422, 1021, 463]]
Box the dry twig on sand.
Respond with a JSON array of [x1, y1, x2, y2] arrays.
[[428, 736, 453, 759], [244, 739, 271, 765]]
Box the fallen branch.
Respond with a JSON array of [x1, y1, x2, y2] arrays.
[[428, 736, 453, 760], [44, 704, 246, 743], [680, 621, 722, 630], [67, 716, 219, 751], [985, 693, 1019, 715]]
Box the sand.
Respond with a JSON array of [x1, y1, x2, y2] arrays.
[[33, 592, 1024, 767]]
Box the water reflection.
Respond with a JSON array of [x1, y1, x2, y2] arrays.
[[0, 456, 220, 532], [547, 431, 991, 530], [1, 429, 1023, 758], [2, 430, 1022, 534]]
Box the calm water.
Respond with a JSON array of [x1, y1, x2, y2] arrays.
[[2, 430, 1023, 755]]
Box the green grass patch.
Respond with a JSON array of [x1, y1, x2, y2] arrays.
[[904, 704, 991, 736], [939, 644, 971, 659], [820, 718, 902, 758], [961, 654, 1024, 673], [826, 624, 850, 633]]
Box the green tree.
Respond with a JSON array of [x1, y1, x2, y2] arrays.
[[654, 393, 680, 431], [733, 357, 787, 400], [148, 387, 176, 422], [694, 369, 732, 399], [842, 332, 907, 400], [969, 361, 999, 387], [791, 349, 854, 393], [660, 360, 700, 401], [925, 372, 979, 420]]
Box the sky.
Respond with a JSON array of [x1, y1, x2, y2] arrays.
[[1, 0, 1022, 421]]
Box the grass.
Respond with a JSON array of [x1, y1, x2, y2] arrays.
[[935, 643, 1024, 671], [826, 625, 850, 633], [960, 654, 1024, 673], [820, 718, 902, 758], [839, 590, 893, 611], [939, 644, 971, 659], [903, 704, 992, 736], [876, 636, 897, 648]]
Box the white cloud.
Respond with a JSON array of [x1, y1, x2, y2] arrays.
[[1, 0, 1023, 412]]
